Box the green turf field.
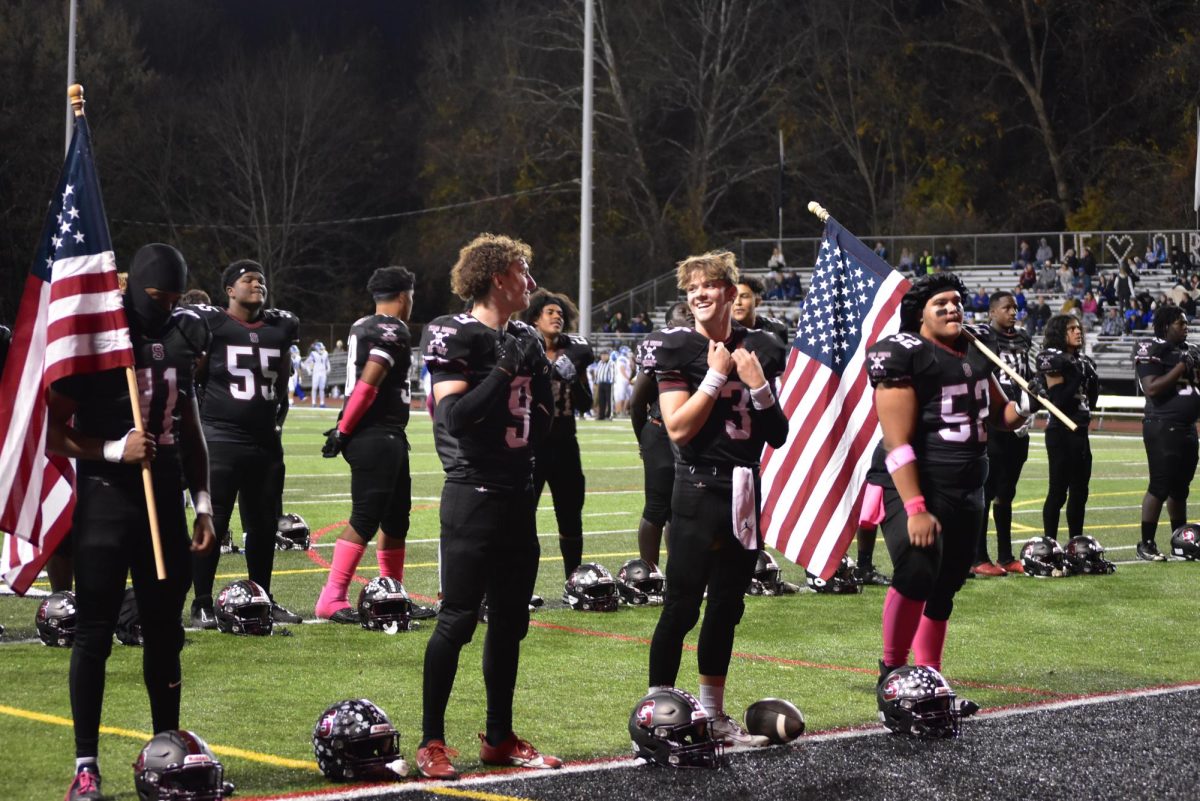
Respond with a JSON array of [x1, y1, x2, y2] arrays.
[[1, 408, 1197, 799]]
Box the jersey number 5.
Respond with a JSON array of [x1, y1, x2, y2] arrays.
[[227, 345, 281, 401]]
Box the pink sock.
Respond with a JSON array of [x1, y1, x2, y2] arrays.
[[913, 615, 949, 672], [316, 540, 365, 618], [377, 547, 406, 582], [882, 587, 925, 667]]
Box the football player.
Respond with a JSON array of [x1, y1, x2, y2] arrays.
[[306, 341, 330, 407], [613, 345, 633, 417], [523, 289, 594, 578], [731, 275, 790, 347], [1133, 306, 1199, 561], [415, 234, 559, 780], [47, 245, 216, 801], [1037, 315, 1098, 546], [316, 267, 422, 621], [646, 250, 789, 748], [972, 290, 1036, 576], [629, 301, 691, 567], [867, 273, 1031, 693], [187, 260, 302, 627]]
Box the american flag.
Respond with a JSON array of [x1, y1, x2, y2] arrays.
[[760, 218, 910, 579], [0, 114, 132, 595]]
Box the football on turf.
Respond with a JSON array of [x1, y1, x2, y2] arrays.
[[744, 698, 805, 744]]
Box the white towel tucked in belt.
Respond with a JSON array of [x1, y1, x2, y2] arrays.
[[732, 466, 757, 550]]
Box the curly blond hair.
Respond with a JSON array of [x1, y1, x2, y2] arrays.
[[450, 233, 533, 302], [675, 250, 739, 290]]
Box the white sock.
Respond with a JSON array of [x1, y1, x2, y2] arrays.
[[698, 683, 724, 717], [75, 757, 98, 773]]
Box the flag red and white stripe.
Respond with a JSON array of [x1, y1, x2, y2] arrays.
[[0, 115, 131, 595], [760, 219, 910, 580]]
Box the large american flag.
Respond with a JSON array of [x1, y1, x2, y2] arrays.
[[0, 114, 132, 595], [760, 218, 910, 579]]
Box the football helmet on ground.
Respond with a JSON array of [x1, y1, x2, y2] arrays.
[[805, 556, 862, 594], [629, 688, 724, 768], [36, 590, 77, 647], [275, 513, 311, 550], [877, 665, 964, 739], [116, 587, 143, 646], [616, 558, 665, 605], [1021, 537, 1067, 577], [133, 729, 229, 800], [215, 580, 273, 635], [1170, 523, 1200, 560], [313, 699, 406, 781], [563, 562, 619, 611], [1064, 535, 1116, 574], [357, 577, 415, 632]]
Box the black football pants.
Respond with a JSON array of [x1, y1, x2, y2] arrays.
[[344, 429, 411, 541], [1043, 426, 1091, 541], [421, 480, 539, 745], [192, 439, 285, 606], [533, 423, 585, 577], [639, 421, 674, 528], [70, 464, 192, 759], [978, 430, 1029, 564]]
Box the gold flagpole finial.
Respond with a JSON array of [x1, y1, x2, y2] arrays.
[[807, 201, 830, 222], [68, 84, 85, 117]]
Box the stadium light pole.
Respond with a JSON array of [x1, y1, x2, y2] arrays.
[[64, 0, 78, 156], [578, 0, 594, 335]]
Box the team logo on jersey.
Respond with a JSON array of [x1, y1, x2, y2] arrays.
[[640, 341, 660, 368], [378, 323, 399, 342], [962, 363, 972, 378], [249, 332, 259, 343], [426, 326, 451, 356], [151, 343, 165, 361], [868, 352, 887, 373]]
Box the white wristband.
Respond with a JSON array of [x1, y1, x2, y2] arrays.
[[102, 432, 131, 463], [698, 368, 728, 399], [749, 382, 775, 410], [191, 490, 213, 516]]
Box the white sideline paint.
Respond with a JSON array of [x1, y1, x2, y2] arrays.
[[238, 684, 1200, 801]]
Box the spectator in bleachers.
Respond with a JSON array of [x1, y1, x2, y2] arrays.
[[1081, 291, 1100, 329], [608, 310, 629, 333], [1036, 260, 1057, 291], [970, 286, 990, 313], [874, 242, 888, 261], [898, 247, 915, 274], [1018, 261, 1037, 289], [919, 249, 935, 274], [1153, 238, 1168, 265], [1170, 247, 1192, 278], [1144, 243, 1158, 269], [940, 243, 957, 269], [1097, 272, 1117, 306], [1018, 239, 1033, 264], [1101, 306, 1124, 336], [1117, 262, 1138, 309], [782, 271, 803, 300], [1056, 261, 1075, 294], [1012, 285, 1027, 314], [1027, 294, 1052, 335], [768, 245, 787, 271], [1035, 237, 1054, 264], [629, 313, 649, 334]]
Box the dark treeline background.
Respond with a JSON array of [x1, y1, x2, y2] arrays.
[[3, 0, 1199, 326]]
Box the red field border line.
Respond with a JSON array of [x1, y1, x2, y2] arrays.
[[236, 682, 1200, 801]]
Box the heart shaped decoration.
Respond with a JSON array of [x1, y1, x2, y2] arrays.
[[1106, 234, 1133, 265]]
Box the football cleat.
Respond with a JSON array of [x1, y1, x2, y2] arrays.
[[1137, 540, 1168, 562], [415, 740, 459, 780], [270, 601, 304, 624], [851, 565, 892, 586], [478, 732, 562, 769], [970, 561, 1007, 577], [709, 712, 770, 749], [190, 603, 219, 631]]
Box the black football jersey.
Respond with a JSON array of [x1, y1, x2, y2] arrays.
[[547, 334, 594, 420], [1036, 347, 1098, 429], [754, 314, 791, 348], [979, 323, 1033, 403], [345, 314, 412, 432], [421, 313, 542, 485], [1133, 338, 1200, 424], [866, 327, 998, 468], [653, 324, 787, 467], [53, 307, 210, 481], [635, 334, 663, 421], [189, 304, 298, 446]]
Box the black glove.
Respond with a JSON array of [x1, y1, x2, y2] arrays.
[[322, 427, 347, 458], [495, 333, 524, 375]]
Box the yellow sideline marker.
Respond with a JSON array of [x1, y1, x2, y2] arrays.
[[427, 788, 533, 801], [0, 704, 319, 771]]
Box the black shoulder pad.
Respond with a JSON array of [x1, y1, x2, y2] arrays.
[[506, 319, 540, 341], [263, 307, 300, 340], [866, 332, 926, 387], [369, 315, 411, 348], [171, 306, 212, 354], [742, 328, 788, 382], [184, 303, 225, 321], [564, 336, 594, 366], [1133, 337, 1167, 365], [642, 327, 707, 372], [966, 323, 997, 352], [421, 314, 480, 371], [1036, 347, 1069, 374]]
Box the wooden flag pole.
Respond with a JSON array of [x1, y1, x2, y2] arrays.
[[71, 84, 168, 579], [807, 198, 1076, 432]]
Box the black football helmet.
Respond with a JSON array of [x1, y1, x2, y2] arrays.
[[133, 729, 228, 800], [629, 688, 724, 768], [1170, 523, 1200, 560], [877, 665, 961, 739], [805, 556, 862, 594], [616, 558, 665, 605], [563, 562, 620, 611], [357, 577, 415, 632], [313, 699, 406, 781], [1021, 536, 1067, 577], [746, 550, 783, 596], [36, 590, 77, 647], [116, 586, 143, 646], [275, 513, 311, 550], [1064, 535, 1115, 575], [215, 579, 273, 635]]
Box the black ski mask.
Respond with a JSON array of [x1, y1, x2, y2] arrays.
[[125, 244, 187, 336]]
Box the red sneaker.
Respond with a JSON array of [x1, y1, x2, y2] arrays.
[[970, 562, 1007, 577], [478, 732, 563, 769], [999, 559, 1025, 574], [415, 740, 460, 780]]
